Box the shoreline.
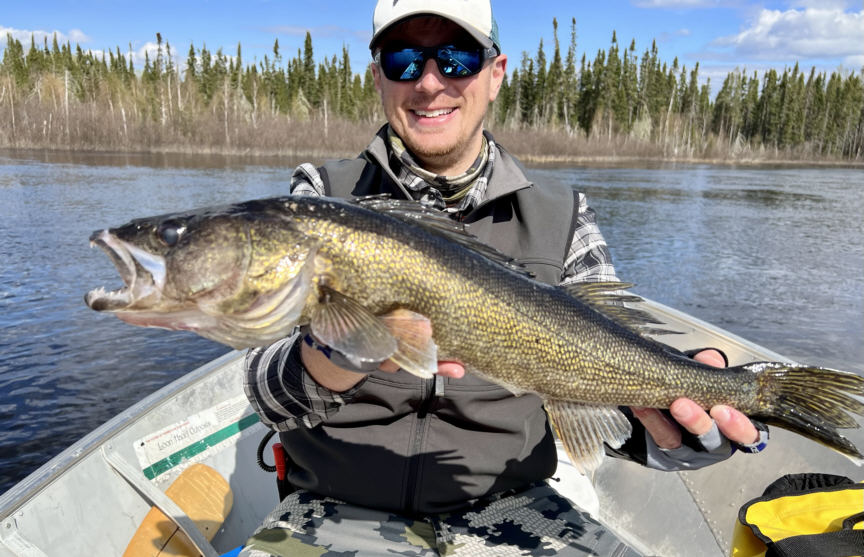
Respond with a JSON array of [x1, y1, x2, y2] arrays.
[[3, 145, 862, 171], [517, 153, 864, 169]]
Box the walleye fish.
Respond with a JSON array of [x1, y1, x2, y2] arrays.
[[85, 195, 864, 473]]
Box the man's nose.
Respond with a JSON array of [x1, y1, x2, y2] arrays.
[[414, 58, 447, 93]]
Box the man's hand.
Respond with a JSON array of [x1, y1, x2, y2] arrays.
[[436, 361, 465, 378], [632, 349, 759, 449], [303, 315, 466, 391], [378, 359, 465, 377], [376, 316, 465, 377]]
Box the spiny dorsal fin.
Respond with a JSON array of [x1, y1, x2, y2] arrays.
[[353, 195, 532, 277], [561, 281, 681, 336], [545, 400, 633, 476]]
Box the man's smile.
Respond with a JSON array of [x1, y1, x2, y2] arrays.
[[412, 108, 455, 117]]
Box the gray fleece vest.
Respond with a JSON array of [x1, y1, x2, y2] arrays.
[[316, 132, 579, 285], [279, 132, 581, 514]]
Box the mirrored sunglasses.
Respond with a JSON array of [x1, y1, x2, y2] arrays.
[[375, 45, 498, 81]]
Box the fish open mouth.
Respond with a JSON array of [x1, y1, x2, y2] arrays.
[[85, 230, 165, 312]]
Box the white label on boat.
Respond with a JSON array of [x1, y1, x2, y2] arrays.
[[133, 394, 260, 483]]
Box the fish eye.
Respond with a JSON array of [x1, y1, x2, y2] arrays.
[[156, 220, 185, 247]]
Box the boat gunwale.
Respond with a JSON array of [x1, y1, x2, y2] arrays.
[[638, 297, 795, 364]]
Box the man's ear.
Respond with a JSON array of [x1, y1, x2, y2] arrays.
[[488, 54, 507, 102], [370, 61, 383, 95]]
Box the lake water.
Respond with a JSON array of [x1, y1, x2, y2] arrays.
[[1, 151, 862, 494]]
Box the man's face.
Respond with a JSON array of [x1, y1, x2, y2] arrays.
[[371, 16, 507, 174]]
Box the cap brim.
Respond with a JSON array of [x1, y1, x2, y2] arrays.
[[370, 12, 494, 50]]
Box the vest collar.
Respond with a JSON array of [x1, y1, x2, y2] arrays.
[[363, 125, 533, 207]]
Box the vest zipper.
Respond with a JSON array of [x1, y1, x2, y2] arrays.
[[404, 375, 443, 513]]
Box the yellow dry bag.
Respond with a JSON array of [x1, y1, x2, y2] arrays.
[[732, 473, 864, 557]]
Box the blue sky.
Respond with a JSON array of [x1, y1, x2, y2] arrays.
[[2, 1, 862, 88]]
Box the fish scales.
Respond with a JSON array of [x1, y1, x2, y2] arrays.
[[293, 200, 760, 408]]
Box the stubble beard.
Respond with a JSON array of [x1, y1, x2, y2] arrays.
[[404, 121, 484, 175], [410, 140, 461, 172]]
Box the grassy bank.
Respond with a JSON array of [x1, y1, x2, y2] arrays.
[[2, 103, 860, 168], [490, 126, 864, 168]]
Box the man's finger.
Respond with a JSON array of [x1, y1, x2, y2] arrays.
[[438, 360, 465, 379], [378, 360, 400, 373], [632, 407, 682, 449], [692, 349, 726, 368], [711, 405, 759, 445], [378, 359, 465, 377], [669, 398, 715, 437]]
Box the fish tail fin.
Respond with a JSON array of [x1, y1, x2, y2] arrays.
[[752, 363, 864, 461]]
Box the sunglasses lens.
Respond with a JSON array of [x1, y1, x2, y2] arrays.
[[380, 49, 425, 81], [437, 48, 483, 78], [379, 47, 486, 81]]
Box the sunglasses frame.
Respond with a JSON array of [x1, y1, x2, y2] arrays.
[[374, 45, 499, 82]]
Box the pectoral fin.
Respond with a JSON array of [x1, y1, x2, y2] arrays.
[[380, 309, 438, 379], [545, 400, 633, 476], [310, 287, 397, 367]]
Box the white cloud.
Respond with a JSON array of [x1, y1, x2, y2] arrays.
[[67, 29, 89, 44], [710, 6, 864, 63], [699, 64, 779, 84], [788, 0, 853, 10], [632, 0, 722, 8], [0, 25, 90, 47], [657, 28, 693, 43], [134, 41, 165, 66]]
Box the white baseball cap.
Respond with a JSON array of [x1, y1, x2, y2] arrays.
[[370, 0, 501, 53]]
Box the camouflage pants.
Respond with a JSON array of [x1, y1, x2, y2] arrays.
[[239, 482, 642, 556]]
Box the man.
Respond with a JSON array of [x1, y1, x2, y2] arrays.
[[241, 1, 767, 555]]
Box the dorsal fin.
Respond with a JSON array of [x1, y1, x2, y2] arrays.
[[353, 195, 532, 276], [562, 281, 680, 336]]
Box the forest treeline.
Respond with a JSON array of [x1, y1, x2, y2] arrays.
[[1, 20, 863, 162]]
